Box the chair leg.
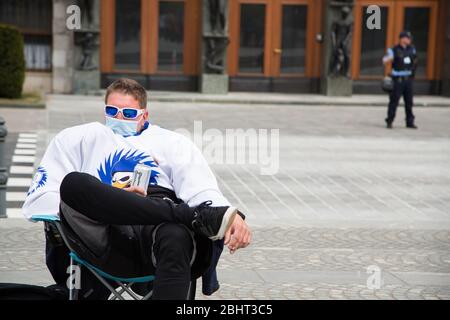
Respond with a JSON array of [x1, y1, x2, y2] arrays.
[[85, 266, 125, 300], [188, 279, 196, 300], [109, 285, 127, 300], [116, 282, 141, 300], [142, 289, 153, 300], [68, 256, 79, 300]]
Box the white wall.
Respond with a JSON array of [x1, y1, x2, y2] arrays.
[[23, 71, 53, 96]]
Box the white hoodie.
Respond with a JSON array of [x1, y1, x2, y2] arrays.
[[22, 122, 230, 220]]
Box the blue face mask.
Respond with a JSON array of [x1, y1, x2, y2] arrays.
[[105, 117, 139, 137]]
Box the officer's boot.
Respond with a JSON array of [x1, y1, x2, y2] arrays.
[[385, 118, 393, 129]]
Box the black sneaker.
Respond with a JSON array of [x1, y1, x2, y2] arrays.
[[192, 201, 238, 240], [385, 119, 393, 129], [406, 124, 418, 129]]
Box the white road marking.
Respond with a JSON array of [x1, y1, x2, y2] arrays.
[[6, 192, 27, 202], [16, 143, 37, 149], [12, 155, 35, 163], [6, 208, 25, 219], [17, 138, 37, 144], [14, 149, 36, 155], [18, 133, 38, 139], [7, 177, 32, 187], [10, 166, 35, 174]]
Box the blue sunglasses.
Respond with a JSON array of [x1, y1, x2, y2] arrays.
[[105, 105, 145, 120]]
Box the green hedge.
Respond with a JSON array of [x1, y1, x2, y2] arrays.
[[0, 24, 25, 98]]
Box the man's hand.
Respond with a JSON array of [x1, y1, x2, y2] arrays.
[[383, 55, 393, 66], [224, 214, 251, 254], [123, 185, 147, 197]]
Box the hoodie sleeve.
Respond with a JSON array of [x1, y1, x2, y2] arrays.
[[22, 128, 83, 220], [168, 135, 230, 207]]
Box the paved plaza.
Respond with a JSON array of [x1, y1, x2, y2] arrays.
[[1, 94, 450, 299]]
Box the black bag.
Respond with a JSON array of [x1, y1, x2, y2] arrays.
[[0, 283, 68, 300], [381, 76, 393, 92]]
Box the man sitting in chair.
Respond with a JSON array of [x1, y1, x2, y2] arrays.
[[22, 78, 251, 300]]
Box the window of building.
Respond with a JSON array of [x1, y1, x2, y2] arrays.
[[114, 0, 141, 70], [360, 6, 388, 76], [238, 4, 266, 74], [0, 0, 52, 71], [229, 0, 316, 79], [102, 0, 199, 76], [280, 5, 307, 74], [403, 7, 430, 78], [157, 1, 184, 72]]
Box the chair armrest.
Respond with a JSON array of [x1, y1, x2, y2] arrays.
[[31, 214, 61, 223]]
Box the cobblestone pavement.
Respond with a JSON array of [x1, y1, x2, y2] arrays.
[[1, 95, 450, 299], [200, 282, 450, 300], [1, 223, 449, 299]]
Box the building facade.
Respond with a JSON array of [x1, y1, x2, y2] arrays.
[[1, 0, 449, 96]]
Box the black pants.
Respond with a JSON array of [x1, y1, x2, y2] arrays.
[[54, 172, 211, 300], [387, 77, 415, 125]]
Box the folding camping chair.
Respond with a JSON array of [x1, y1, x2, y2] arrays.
[[31, 214, 196, 300]]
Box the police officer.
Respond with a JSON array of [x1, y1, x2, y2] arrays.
[[383, 31, 418, 129]]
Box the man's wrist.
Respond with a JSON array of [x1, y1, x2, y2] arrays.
[[237, 210, 246, 220]]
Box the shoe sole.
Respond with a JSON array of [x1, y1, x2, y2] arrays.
[[209, 207, 237, 241]]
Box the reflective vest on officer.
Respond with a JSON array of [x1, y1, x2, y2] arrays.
[[391, 45, 417, 76]]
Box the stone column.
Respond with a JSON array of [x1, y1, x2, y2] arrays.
[[441, 4, 450, 97], [73, 0, 100, 94], [199, 0, 230, 94], [321, 0, 354, 96], [52, 0, 74, 94]]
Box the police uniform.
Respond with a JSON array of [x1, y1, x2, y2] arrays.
[[385, 41, 417, 127]]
